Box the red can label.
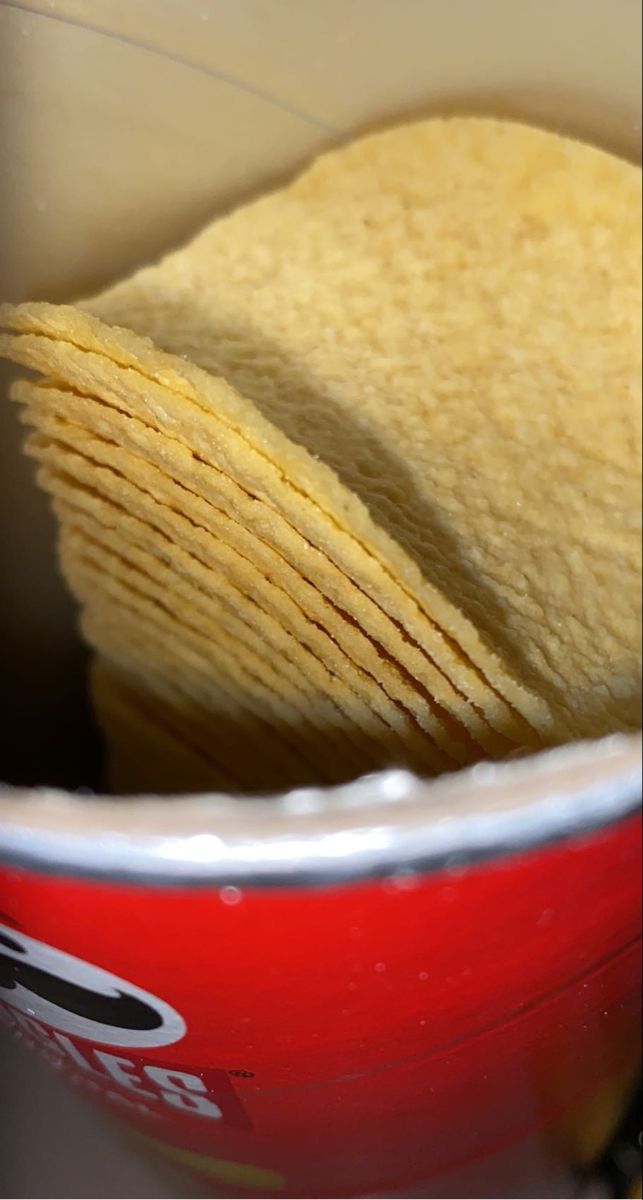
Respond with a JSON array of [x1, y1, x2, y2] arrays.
[[1, 814, 641, 1198]]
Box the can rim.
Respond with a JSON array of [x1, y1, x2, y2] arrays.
[[0, 733, 640, 886]]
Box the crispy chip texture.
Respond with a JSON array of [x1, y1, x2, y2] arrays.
[[1, 117, 640, 790]]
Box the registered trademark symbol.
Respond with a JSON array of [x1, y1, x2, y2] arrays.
[[228, 1069, 255, 1078]]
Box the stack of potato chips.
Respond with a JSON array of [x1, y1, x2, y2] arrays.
[[1, 118, 640, 793]]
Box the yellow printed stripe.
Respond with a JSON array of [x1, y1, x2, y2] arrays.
[[139, 1132, 284, 1192]]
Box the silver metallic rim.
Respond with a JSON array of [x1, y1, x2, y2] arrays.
[[0, 734, 640, 886]]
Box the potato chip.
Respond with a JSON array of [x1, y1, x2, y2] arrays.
[[24, 420, 458, 774], [4, 338, 530, 752], [74, 578, 337, 791], [62, 537, 364, 789], [91, 661, 237, 795], [86, 610, 326, 793], [56, 500, 415, 780], [19, 381, 487, 765], [86, 115, 640, 739], [2, 115, 640, 780]]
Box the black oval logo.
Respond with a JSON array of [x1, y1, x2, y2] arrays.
[[0, 924, 185, 1048]]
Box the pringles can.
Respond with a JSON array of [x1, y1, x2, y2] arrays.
[[1, 736, 641, 1197], [0, 2, 641, 1196]]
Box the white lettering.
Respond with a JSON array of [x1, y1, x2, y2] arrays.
[[144, 1066, 204, 1093], [161, 1089, 223, 1120], [94, 1051, 155, 1097], [143, 1066, 223, 1119], [52, 1033, 99, 1074]]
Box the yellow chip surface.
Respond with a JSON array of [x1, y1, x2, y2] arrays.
[[92, 661, 238, 795], [19, 384, 460, 768], [68, 553, 337, 791], [57, 502, 414, 782], [3, 332, 535, 750], [21, 390, 462, 771], [2, 116, 640, 763], [89, 116, 640, 737]]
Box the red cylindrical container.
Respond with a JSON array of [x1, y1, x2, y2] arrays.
[[1, 4, 641, 1196], [1, 736, 640, 1197]]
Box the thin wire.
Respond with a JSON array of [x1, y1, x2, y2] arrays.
[[0, 0, 341, 138]]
